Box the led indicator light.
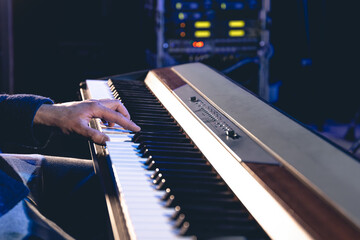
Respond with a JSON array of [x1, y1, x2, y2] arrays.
[[195, 30, 211, 38], [180, 22, 186, 28], [194, 21, 211, 28], [192, 41, 204, 48], [229, 30, 245, 37], [221, 3, 227, 9], [176, 3, 182, 10], [180, 32, 186, 37], [229, 20, 245, 28], [178, 12, 185, 20]]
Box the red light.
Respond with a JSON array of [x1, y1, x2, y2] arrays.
[[192, 41, 204, 48]]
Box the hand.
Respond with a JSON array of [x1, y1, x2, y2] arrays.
[[34, 99, 141, 144]]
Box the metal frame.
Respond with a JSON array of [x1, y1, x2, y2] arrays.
[[153, 0, 271, 100], [0, 0, 15, 93]]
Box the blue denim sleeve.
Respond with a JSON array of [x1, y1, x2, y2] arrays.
[[0, 94, 54, 148]]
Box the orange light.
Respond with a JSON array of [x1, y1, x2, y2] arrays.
[[180, 32, 186, 37], [180, 23, 186, 28], [192, 41, 205, 48]]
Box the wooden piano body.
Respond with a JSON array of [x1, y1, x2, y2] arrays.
[[80, 63, 360, 240]]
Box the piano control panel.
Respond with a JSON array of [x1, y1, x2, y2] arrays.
[[189, 97, 239, 138], [174, 83, 279, 165], [189, 96, 239, 138]]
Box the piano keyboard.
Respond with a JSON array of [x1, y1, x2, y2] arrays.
[[81, 63, 360, 240], [98, 79, 268, 239]]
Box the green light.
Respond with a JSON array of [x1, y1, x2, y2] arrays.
[[176, 3, 182, 10], [178, 12, 185, 20], [221, 3, 227, 9]]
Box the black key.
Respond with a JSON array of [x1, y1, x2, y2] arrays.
[[153, 173, 219, 185], [117, 95, 157, 100], [150, 168, 217, 179], [139, 145, 196, 153], [171, 205, 248, 220], [123, 101, 163, 107], [123, 97, 157, 102], [125, 105, 166, 112], [131, 116, 175, 122], [174, 213, 254, 229], [139, 141, 195, 149], [147, 161, 212, 171], [161, 187, 233, 201], [164, 194, 241, 208], [142, 149, 203, 158], [144, 156, 205, 165], [134, 119, 177, 125], [130, 112, 170, 118], [126, 108, 169, 115], [134, 131, 185, 139], [134, 135, 190, 143], [179, 221, 264, 237], [138, 141, 194, 149], [137, 123, 181, 131], [155, 178, 228, 191]]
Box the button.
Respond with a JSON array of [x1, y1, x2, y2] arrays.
[[226, 130, 238, 138], [190, 96, 197, 102]]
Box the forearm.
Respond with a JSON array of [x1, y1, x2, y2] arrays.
[[0, 94, 54, 148]]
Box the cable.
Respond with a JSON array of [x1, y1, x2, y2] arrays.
[[221, 43, 274, 75], [221, 57, 259, 75]]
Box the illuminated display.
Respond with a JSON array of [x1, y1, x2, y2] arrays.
[[229, 29, 245, 37], [195, 30, 211, 38], [144, 0, 265, 65], [194, 21, 211, 29], [229, 20, 245, 28]]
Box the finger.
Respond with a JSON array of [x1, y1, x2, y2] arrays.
[[98, 99, 131, 120], [78, 125, 110, 145], [94, 104, 140, 132]]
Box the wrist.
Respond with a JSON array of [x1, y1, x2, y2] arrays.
[[33, 104, 56, 126]]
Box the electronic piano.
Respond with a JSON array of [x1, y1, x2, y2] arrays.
[[80, 63, 360, 240]]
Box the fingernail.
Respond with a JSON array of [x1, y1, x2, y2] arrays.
[[132, 122, 141, 132]]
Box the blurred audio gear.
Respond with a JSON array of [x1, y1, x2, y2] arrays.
[[144, 0, 271, 100]]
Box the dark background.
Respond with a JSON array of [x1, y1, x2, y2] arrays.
[[271, 1, 360, 126], [2, 0, 360, 156], [12, 0, 147, 103]]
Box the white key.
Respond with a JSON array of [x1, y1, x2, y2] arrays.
[[106, 142, 189, 240]]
